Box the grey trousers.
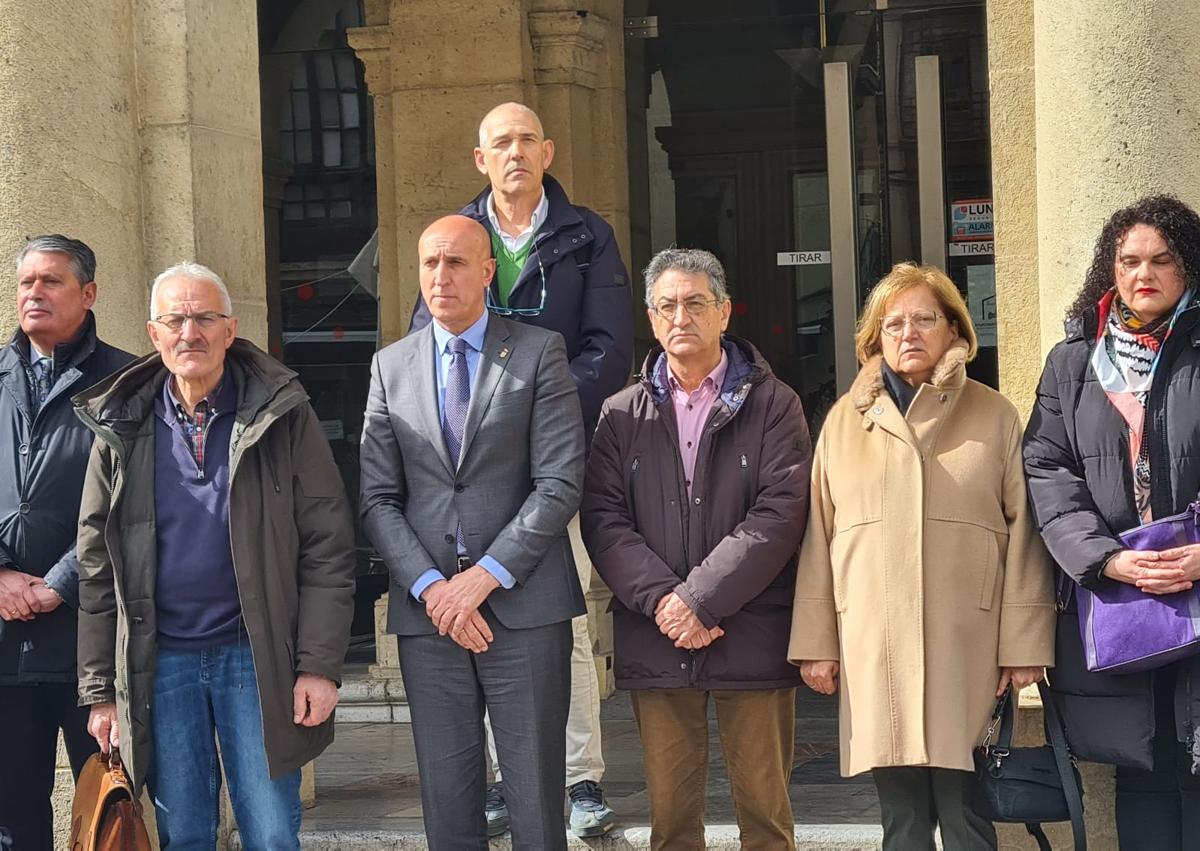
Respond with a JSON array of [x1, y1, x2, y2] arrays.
[[872, 767, 997, 851], [398, 606, 573, 851]]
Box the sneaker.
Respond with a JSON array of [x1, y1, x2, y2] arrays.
[[567, 779, 617, 838], [485, 782, 510, 837]]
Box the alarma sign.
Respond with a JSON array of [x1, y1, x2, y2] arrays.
[[950, 199, 993, 242]]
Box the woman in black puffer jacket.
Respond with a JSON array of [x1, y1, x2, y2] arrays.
[[1024, 195, 1200, 849]]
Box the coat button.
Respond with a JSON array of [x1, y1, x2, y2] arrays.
[[680, 663, 687, 670], [694, 497, 702, 505], [938, 393, 948, 403], [872, 405, 883, 415], [454, 484, 466, 493], [18, 444, 28, 455], [18, 502, 29, 514], [572, 238, 578, 244], [444, 534, 454, 544], [553, 248, 560, 254]]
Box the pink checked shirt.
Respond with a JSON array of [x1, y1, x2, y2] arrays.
[[668, 352, 728, 496]]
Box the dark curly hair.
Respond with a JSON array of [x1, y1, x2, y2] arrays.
[[1066, 194, 1200, 322]]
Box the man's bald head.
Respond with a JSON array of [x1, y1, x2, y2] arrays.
[[477, 102, 544, 147], [419, 215, 491, 259], [417, 216, 496, 335], [474, 102, 555, 200]]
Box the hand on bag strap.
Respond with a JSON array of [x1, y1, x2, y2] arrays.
[[1039, 682, 1087, 851]]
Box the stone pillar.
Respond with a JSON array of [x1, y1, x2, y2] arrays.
[[134, 0, 268, 345], [1032, 1, 1200, 354], [528, 1, 632, 265], [986, 0, 1040, 416], [0, 0, 148, 354], [350, 1, 535, 348]]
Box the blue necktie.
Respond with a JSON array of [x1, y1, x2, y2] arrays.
[[442, 338, 470, 553], [32, 359, 51, 410]]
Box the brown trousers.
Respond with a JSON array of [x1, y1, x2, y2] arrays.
[[631, 687, 797, 851]]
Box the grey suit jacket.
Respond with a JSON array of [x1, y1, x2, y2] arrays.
[[360, 314, 587, 635]]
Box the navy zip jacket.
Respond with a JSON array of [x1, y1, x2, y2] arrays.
[[410, 174, 634, 439], [0, 312, 133, 683]]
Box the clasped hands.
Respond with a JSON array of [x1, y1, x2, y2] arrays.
[[655, 591, 724, 650], [0, 566, 61, 621], [421, 565, 501, 653], [1104, 544, 1200, 595]]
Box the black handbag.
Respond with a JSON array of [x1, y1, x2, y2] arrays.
[[972, 681, 1086, 850]]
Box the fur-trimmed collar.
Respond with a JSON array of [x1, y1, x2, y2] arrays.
[[850, 338, 970, 413]]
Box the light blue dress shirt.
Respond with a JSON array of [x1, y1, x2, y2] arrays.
[[411, 311, 516, 601]]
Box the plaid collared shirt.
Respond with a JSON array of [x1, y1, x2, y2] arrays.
[[175, 398, 212, 469], [170, 379, 228, 472]]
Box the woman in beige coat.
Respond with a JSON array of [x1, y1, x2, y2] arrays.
[[788, 263, 1055, 850]]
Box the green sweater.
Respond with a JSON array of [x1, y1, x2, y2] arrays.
[[490, 230, 534, 307]]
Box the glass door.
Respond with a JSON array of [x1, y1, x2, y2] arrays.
[[625, 0, 994, 431], [625, 0, 882, 433]]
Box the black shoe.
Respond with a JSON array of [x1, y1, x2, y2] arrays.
[[485, 782, 510, 837]]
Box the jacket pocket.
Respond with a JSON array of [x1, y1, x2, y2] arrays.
[[828, 519, 881, 613], [978, 528, 999, 610]]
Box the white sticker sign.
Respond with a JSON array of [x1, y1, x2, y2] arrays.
[[948, 241, 994, 256], [776, 251, 831, 266]]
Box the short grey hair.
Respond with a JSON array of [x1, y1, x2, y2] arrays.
[[16, 234, 97, 284], [642, 248, 730, 309], [149, 262, 234, 319]]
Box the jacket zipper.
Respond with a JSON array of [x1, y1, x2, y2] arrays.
[[627, 455, 640, 530]]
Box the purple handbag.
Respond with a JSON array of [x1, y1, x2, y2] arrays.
[[1075, 499, 1200, 674]]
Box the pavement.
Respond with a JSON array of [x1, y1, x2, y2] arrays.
[[260, 676, 886, 849]]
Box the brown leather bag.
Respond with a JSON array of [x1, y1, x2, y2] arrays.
[[69, 749, 152, 851]]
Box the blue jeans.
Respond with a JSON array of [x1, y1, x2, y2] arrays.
[[150, 644, 301, 850]]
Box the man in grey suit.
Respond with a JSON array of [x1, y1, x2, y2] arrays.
[[360, 214, 586, 850]]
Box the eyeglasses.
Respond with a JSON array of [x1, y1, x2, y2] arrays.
[[486, 245, 547, 317], [651, 297, 721, 321], [152, 311, 231, 332], [880, 309, 944, 337]]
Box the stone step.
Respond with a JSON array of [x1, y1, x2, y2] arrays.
[[230, 825, 884, 849], [335, 670, 409, 723]]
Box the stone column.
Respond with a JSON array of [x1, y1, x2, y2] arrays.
[[986, 0, 1040, 416], [528, 0, 632, 265], [1033, 1, 1200, 354], [351, 1, 535, 348], [0, 0, 148, 354], [134, 0, 268, 345]]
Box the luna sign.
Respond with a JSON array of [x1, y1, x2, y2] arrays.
[[950, 199, 993, 242]]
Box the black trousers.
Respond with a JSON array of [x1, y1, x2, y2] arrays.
[[0, 683, 98, 851], [872, 766, 997, 851], [1115, 667, 1200, 850]]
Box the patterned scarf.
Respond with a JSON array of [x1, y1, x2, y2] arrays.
[[1092, 289, 1190, 520]]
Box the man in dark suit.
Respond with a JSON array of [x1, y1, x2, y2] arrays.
[[410, 99, 630, 841], [360, 215, 586, 850]]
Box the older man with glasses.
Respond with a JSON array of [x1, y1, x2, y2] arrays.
[[410, 101, 633, 838], [74, 262, 356, 849], [583, 247, 812, 850]]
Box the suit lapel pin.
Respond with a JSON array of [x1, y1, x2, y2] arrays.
[[499, 347, 510, 359]]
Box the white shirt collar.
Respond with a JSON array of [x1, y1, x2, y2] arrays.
[[485, 189, 549, 253]]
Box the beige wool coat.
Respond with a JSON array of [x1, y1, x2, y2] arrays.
[[788, 340, 1055, 776]]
